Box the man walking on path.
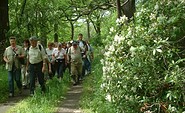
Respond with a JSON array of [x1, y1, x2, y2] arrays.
[[28, 36, 47, 95], [68, 41, 82, 85], [3, 36, 24, 97], [77, 33, 88, 78]]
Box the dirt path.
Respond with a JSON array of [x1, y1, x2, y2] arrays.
[[0, 85, 83, 113], [57, 85, 83, 113], [0, 89, 29, 113]]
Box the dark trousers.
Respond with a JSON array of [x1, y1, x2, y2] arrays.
[[82, 57, 90, 78], [29, 62, 46, 94], [48, 63, 55, 79], [8, 68, 22, 95], [55, 59, 65, 78]]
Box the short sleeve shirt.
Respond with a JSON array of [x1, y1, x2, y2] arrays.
[[3, 45, 24, 71], [46, 48, 54, 61], [68, 46, 82, 64], [28, 45, 47, 64], [52, 48, 66, 59]]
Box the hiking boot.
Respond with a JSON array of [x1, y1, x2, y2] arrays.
[[19, 88, 22, 94], [73, 83, 78, 86], [30, 93, 34, 97], [23, 85, 28, 89], [9, 93, 14, 97]]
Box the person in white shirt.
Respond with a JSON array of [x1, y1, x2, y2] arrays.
[[46, 42, 55, 79], [52, 43, 67, 80], [21, 39, 30, 89]]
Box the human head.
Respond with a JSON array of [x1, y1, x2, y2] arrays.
[[29, 36, 38, 47], [47, 42, 53, 49], [9, 36, 16, 47], [67, 41, 72, 48], [72, 41, 78, 49], [61, 42, 66, 49], [58, 43, 62, 50], [23, 39, 30, 47], [78, 33, 83, 41]]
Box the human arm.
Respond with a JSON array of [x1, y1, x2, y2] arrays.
[[3, 49, 9, 63]]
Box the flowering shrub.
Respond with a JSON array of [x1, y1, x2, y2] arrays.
[[101, 0, 185, 112]]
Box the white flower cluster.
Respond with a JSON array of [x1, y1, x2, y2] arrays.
[[109, 27, 116, 34], [114, 34, 125, 44], [105, 94, 111, 102], [116, 15, 128, 25]]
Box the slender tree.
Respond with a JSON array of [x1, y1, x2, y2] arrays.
[[0, 0, 9, 41], [122, 0, 136, 19], [117, 0, 122, 18], [0, 0, 9, 62], [87, 19, 90, 39]]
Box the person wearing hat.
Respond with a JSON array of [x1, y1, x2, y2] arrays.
[[28, 36, 47, 95], [3, 36, 24, 97], [77, 33, 88, 78], [67, 41, 82, 85]]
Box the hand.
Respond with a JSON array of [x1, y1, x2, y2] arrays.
[[49, 69, 52, 74], [83, 55, 86, 58], [42, 66, 46, 73], [6, 60, 10, 64]]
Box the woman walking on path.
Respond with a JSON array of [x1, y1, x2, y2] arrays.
[[52, 43, 67, 81], [46, 42, 55, 79], [21, 39, 30, 89]]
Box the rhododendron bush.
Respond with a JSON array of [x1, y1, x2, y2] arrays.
[[101, 0, 185, 112]]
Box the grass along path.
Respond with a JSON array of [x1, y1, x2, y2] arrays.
[[0, 65, 9, 103], [56, 85, 83, 113], [0, 89, 29, 113], [8, 73, 71, 113]]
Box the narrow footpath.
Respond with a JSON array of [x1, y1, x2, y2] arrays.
[[57, 85, 83, 113], [0, 89, 29, 113], [0, 85, 83, 113]]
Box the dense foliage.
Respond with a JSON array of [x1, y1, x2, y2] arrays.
[[102, 0, 185, 112], [81, 0, 185, 113]]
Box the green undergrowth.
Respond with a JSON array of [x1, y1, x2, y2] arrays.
[[80, 49, 115, 113], [8, 73, 71, 113], [0, 65, 9, 103]]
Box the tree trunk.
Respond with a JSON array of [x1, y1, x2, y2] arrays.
[[54, 23, 58, 42], [0, 0, 9, 41], [20, 0, 27, 23], [70, 21, 74, 40], [117, 0, 122, 18], [0, 0, 9, 62], [87, 19, 90, 39], [96, 17, 101, 38], [122, 0, 136, 19]]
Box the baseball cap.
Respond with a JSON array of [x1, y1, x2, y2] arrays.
[[72, 41, 78, 46], [29, 36, 38, 41]]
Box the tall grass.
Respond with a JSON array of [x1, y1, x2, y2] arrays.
[[80, 48, 115, 113], [0, 65, 9, 103], [8, 73, 71, 113]]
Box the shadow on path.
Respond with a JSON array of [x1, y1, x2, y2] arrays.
[[0, 89, 29, 113], [56, 85, 83, 113]]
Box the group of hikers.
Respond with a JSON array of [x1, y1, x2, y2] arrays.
[[3, 33, 94, 97]]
